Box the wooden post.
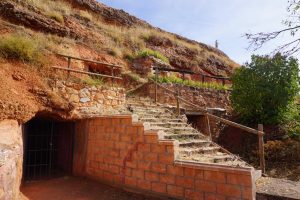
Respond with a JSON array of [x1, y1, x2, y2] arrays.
[[258, 124, 265, 174], [205, 114, 212, 141], [176, 91, 180, 117], [155, 68, 158, 103], [111, 66, 114, 85], [222, 79, 225, 86], [67, 57, 71, 79]]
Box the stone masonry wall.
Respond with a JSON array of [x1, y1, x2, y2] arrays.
[[51, 80, 126, 118], [138, 83, 231, 111], [77, 115, 256, 200], [0, 120, 23, 200]]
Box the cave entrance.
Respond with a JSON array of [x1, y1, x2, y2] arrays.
[[23, 117, 75, 181]]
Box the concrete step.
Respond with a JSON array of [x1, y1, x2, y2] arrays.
[[149, 126, 170, 131], [179, 140, 211, 148], [179, 146, 220, 156], [164, 133, 203, 141], [150, 122, 188, 128], [140, 117, 184, 123], [167, 127, 196, 133]]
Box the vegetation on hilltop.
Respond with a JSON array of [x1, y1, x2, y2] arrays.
[[1, 0, 239, 77]]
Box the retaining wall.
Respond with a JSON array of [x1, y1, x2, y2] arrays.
[[75, 115, 256, 200], [50, 80, 126, 118], [0, 120, 23, 200]]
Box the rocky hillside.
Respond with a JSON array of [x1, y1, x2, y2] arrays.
[[0, 0, 239, 76], [0, 0, 240, 122]]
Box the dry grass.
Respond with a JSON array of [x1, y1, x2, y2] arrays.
[[79, 10, 93, 21], [25, 0, 71, 15], [0, 33, 44, 63]]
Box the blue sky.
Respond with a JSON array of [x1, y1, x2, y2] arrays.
[[99, 0, 289, 64]]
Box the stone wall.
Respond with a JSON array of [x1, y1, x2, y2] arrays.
[[0, 120, 23, 200], [137, 83, 232, 111], [76, 115, 256, 200], [51, 80, 126, 118]]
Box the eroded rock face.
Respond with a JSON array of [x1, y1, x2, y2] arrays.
[[69, 0, 151, 27], [0, 120, 23, 200], [0, 1, 77, 38]]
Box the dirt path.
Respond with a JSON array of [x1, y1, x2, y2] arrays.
[[21, 177, 162, 200]]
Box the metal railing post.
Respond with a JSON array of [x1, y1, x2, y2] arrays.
[[67, 57, 71, 79], [155, 67, 158, 103], [258, 124, 265, 174]]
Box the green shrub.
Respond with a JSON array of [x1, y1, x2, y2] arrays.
[[283, 104, 300, 140], [0, 34, 43, 63], [153, 74, 229, 90], [84, 77, 103, 86], [137, 49, 169, 64], [231, 54, 299, 124]]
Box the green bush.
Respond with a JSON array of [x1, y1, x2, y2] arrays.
[[83, 77, 103, 86], [283, 104, 300, 140], [137, 49, 169, 64], [0, 34, 43, 63], [231, 54, 299, 124], [154, 74, 229, 90]]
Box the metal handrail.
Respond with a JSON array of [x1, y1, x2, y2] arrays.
[[151, 79, 265, 173]]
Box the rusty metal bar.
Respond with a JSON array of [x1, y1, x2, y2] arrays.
[[57, 53, 122, 68], [258, 124, 265, 174], [51, 66, 122, 80]]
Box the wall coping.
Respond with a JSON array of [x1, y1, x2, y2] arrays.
[[174, 160, 254, 175]]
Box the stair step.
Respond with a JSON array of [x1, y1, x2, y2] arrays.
[[149, 126, 170, 131], [179, 140, 211, 147], [164, 133, 203, 141], [150, 122, 188, 128], [179, 146, 220, 156]]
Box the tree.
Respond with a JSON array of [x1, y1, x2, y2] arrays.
[[231, 54, 299, 124], [246, 0, 300, 55]]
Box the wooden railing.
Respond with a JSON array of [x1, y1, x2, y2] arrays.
[[151, 77, 266, 173], [54, 54, 122, 81], [153, 66, 231, 86]]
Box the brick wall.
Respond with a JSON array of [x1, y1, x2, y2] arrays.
[[76, 115, 256, 200]]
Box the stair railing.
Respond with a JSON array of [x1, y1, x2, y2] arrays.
[[151, 77, 266, 174]]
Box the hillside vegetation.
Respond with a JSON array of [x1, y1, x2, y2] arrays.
[[0, 0, 239, 77]]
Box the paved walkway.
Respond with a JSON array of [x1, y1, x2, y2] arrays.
[[256, 177, 300, 200], [21, 177, 160, 200]]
